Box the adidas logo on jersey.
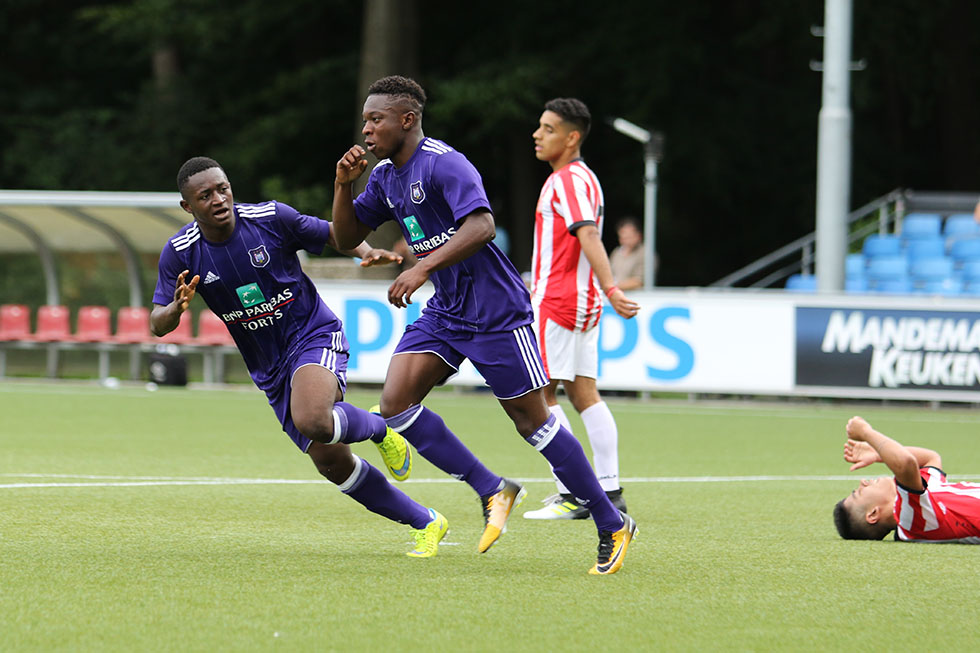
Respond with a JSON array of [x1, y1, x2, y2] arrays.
[[203, 271, 221, 284]]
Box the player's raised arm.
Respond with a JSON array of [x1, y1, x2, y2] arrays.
[[149, 269, 198, 336], [844, 416, 941, 490], [332, 145, 373, 250]]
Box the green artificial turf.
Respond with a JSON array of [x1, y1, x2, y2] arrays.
[[2, 382, 980, 651]]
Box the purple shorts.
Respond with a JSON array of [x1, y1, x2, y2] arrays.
[[393, 315, 549, 400], [264, 331, 348, 452]]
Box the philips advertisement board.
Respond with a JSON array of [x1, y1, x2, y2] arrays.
[[313, 282, 795, 395]]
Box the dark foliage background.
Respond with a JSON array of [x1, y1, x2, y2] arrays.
[[3, 0, 979, 287]]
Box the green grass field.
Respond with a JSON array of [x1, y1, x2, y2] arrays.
[[3, 381, 980, 651]]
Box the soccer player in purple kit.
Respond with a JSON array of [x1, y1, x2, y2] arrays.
[[332, 76, 637, 574], [151, 156, 449, 558]]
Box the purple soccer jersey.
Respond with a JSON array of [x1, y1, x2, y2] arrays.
[[153, 201, 348, 395], [354, 137, 533, 332]]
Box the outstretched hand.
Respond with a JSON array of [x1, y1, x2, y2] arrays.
[[387, 266, 429, 308], [336, 145, 369, 185], [173, 269, 199, 312], [608, 288, 640, 319], [844, 438, 880, 471], [359, 248, 404, 268]]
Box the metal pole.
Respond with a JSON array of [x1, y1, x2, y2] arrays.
[[609, 118, 662, 289], [814, 0, 853, 292], [643, 147, 658, 288]]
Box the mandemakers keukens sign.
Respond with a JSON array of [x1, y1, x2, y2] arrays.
[[795, 308, 980, 390]]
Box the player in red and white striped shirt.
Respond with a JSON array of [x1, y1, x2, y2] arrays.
[[524, 98, 640, 520], [834, 416, 980, 542]]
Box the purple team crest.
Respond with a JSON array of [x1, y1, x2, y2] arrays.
[[410, 181, 426, 204], [248, 244, 270, 268]]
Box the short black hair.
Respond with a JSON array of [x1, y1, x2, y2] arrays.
[[616, 216, 642, 232], [833, 499, 891, 540], [177, 156, 222, 192], [544, 97, 591, 142], [367, 76, 426, 115]]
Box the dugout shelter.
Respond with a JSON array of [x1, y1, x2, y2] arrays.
[[0, 191, 235, 382]]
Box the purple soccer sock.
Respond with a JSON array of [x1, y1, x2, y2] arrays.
[[524, 414, 623, 532], [331, 402, 388, 444], [387, 405, 502, 497], [338, 457, 432, 529]]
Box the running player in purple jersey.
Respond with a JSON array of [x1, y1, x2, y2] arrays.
[[331, 76, 637, 575], [150, 156, 448, 557]]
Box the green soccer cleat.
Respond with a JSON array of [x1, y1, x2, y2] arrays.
[[478, 478, 526, 553], [407, 509, 449, 558], [523, 489, 627, 520], [589, 512, 638, 576], [370, 405, 412, 482], [523, 493, 590, 520]]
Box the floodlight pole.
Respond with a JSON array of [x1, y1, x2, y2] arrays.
[[610, 118, 663, 289], [814, 0, 853, 292]]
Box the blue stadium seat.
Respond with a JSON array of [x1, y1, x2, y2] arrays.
[[901, 213, 942, 240], [862, 234, 902, 258], [845, 253, 865, 277], [963, 277, 980, 296], [845, 276, 869, 293], [943, 214, 980, 239], [904, 237, 945, 261], [874, 277, 913, 294], [949, 236, 980, 269], [910, 256, 954, 280], [867, 255, 909, 293], [917, 278, 963, 295], [867, 255, 907, 278], [909, 257, 958, 294], [961, 259, 980, 282], [785, 273, 817, 292]]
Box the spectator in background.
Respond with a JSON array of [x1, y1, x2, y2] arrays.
[[609, 217, 645, 291]]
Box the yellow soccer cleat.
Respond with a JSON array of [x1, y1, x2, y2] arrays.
[[370, 405, 412, 482], [477, 478, 526, 553], [589, 512, 638, 575], [407, 509, 449, 558]]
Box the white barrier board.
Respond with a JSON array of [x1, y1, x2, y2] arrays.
[[313, 281, 980, 401]]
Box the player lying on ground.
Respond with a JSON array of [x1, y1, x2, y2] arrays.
[[151, 156, 448, 558], [833, 415, 980, 542]]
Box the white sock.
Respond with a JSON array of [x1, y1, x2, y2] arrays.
[[580, 401, 620, 493], [549, 404, 574, 495]]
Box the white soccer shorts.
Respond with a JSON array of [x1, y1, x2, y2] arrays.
[[537, 317, 598, 381]]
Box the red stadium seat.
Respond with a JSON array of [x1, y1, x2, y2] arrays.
[[114, 306, 152, 343], [75, 305, 112, 342], [33, 305, 71, 342], [196, 309, 234, 346], [0, 304, 32, 341], [158, 309, 194, 344]]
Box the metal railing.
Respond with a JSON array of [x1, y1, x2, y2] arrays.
[[711, 189, 979, 288]]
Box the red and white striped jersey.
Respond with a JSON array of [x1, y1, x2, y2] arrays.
[[894, 467, 980, 543], [531, 159, 605, 332]]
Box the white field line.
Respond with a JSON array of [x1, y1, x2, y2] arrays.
[[4, 472, 980, 490]]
